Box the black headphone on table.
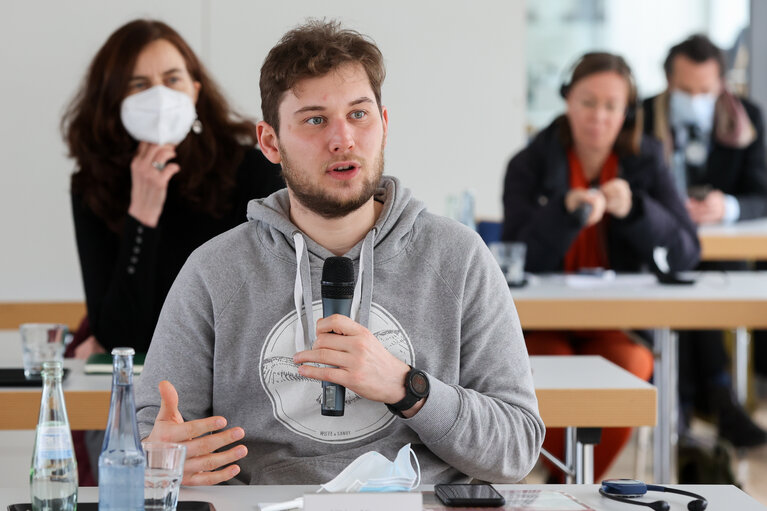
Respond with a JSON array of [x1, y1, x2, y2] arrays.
[[599, 479, 708, 511], [559, 53, 639, 127]]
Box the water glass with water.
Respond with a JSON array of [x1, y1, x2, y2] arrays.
[[20, 323, 68, 379], [489, 242, 527, 287], [143, 442, 186, 511]]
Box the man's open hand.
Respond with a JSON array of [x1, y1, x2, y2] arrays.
[[144, 381, 247, 485]]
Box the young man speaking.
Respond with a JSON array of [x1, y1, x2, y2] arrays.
[[136, 20, 543, 486]]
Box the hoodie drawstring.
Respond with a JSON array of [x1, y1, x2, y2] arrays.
[[293, 229, 376, 354], [293, 232, 315, 353], [353, 229, 376, 328]]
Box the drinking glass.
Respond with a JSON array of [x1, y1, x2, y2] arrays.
[[143, 442, 186, 511], [20, 323, 68, 379], [489, 242, 527, 287]]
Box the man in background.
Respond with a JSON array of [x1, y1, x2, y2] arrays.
[[644, 34, 767, 448]]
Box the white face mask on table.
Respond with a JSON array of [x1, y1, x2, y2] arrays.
[[120, 85, 197, 145], [320, 443, 421, 493]]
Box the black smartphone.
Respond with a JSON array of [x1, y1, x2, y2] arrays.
[[687, 184, 712, 201], [434, 483, 505, 507]]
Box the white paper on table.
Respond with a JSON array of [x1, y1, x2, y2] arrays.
[[563, 272, 657, 289]]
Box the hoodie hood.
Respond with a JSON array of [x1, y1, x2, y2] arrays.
[[246, 175, 426, 352]]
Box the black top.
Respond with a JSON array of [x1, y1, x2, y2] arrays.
[[72, 147, 285, 353], [642, 95, 767, 221], [502, 120, 700, 273]]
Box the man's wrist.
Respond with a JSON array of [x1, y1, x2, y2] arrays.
[[400, 397, 426, 418], [386, 367, 430, 417]]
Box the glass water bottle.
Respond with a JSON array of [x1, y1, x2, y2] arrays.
[[98, 347, 145, 510], [30, 360, 78, 511]]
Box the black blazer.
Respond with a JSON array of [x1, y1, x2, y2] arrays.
[[502, 120, 700, 273], [643, 95, 767, 221]]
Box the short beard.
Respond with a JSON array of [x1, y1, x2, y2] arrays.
[[279, 144, 385, 219]]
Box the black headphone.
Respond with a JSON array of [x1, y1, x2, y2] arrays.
[[559, 53, 639, 127], [600, 479, 708, 511]]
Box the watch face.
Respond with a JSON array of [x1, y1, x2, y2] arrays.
[[410, 371, 429, 396]]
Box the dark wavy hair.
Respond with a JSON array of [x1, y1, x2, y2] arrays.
[[63, 19, 257, 232], [558, 52, 643, 156], [260, 19, 385, 134]]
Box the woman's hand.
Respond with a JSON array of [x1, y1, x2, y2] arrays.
[[600, 178, 632, 219], [565, 188, 606, 227], [127, 142, 181, 227], [73, 335, 106, 360]]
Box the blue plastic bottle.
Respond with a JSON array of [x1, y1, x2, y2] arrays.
[[98, 347, 145, 510]]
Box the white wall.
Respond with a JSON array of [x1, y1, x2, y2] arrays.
[[0, 0, 526, 301]]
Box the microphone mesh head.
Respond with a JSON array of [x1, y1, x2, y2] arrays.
[[321, 257, 355, 298]]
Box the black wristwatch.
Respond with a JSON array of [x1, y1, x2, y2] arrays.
[[386, 366, 430, 417]]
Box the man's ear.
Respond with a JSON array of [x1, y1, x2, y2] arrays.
[[380, 105, 389, 148], [257, 121, 281, 164]]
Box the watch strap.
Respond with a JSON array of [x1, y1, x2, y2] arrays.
[[386, 367, 429, 417]]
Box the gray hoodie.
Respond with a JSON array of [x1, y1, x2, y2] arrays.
[[135, 176, 544, 484]]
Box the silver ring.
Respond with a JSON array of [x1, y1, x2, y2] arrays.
[[151, 161, 165, 171]]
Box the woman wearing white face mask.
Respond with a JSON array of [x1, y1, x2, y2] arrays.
[[62, 20, 285, 363]]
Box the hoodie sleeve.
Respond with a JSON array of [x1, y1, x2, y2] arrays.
[[135, 249, 217, 440], [400, 236, 545, 483]]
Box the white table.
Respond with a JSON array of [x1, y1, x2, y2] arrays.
[[532, 356, 656, 484], [1, 484, 764, 510], [699, 217, 767, 261], [0, 330, 111, 430], [1, 328, 655, 484], [698, 219, 767, 403], [511, 271, 767, 484]]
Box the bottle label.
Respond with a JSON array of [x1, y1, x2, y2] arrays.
[[37, 424, 73, 459]]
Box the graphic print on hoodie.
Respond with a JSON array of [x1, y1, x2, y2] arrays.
[[260, 301, 414, 443]]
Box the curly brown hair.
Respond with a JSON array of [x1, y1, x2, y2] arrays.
[[259, 19, 385, 134], [63, 19, 257, 232]]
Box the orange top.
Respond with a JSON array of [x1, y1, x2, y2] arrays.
[[564, 150, 619, 272]]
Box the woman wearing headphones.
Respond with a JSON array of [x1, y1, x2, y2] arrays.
[[63, 20, 284, 360], [502, 53, 700, 480]]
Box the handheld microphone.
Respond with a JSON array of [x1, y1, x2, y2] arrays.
[[574, 203, 592, 227], [320, 256, 356, 416]]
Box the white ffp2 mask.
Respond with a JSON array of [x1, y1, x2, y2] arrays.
[[120, 85, 197, 145], [669, 90, 717, 133], [320, 444, 421, 493]]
